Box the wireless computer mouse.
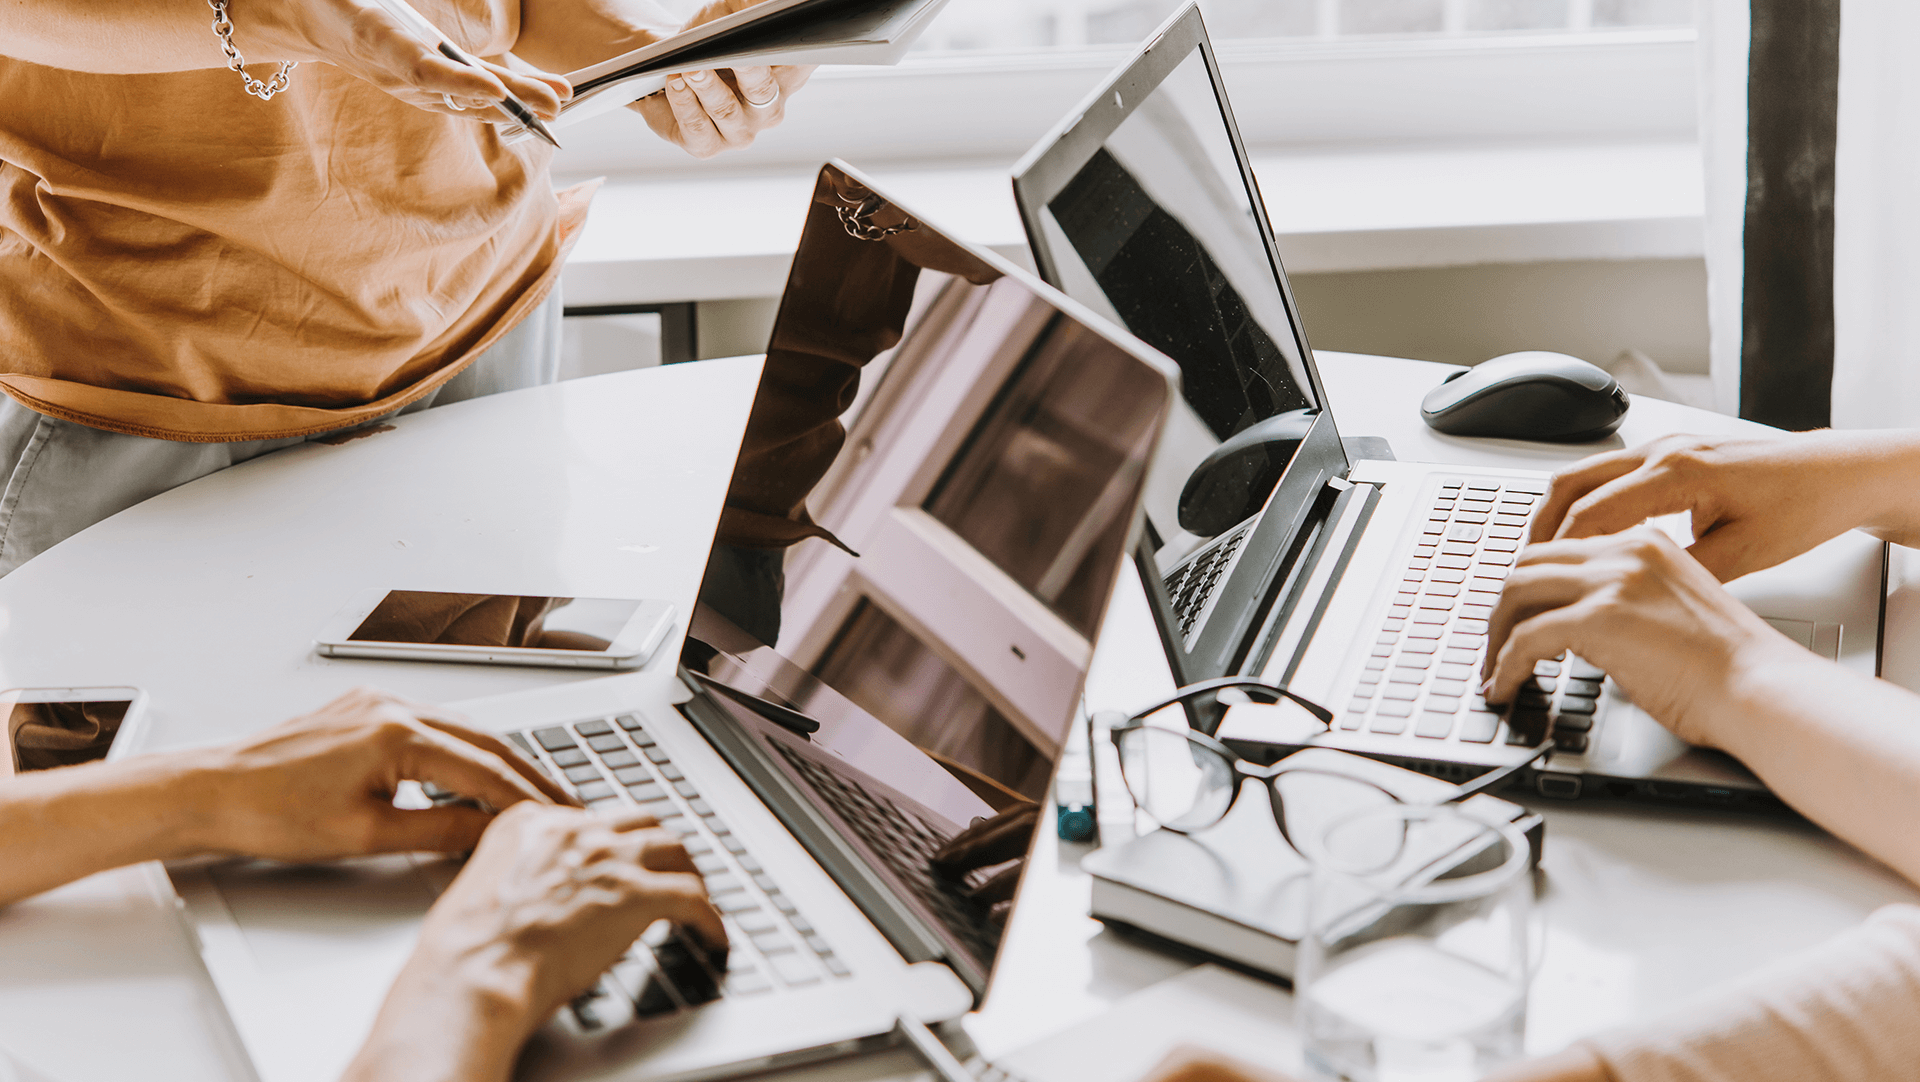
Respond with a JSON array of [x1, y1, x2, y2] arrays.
[[1420, 351, 1630, 442], [1178, 408, 1317, 537]]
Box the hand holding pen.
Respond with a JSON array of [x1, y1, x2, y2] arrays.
[[366, 0, 564, 146], [233, 0, 569, 131]]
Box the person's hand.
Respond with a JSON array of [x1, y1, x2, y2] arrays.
[[343, 804, 725, 1082], [1135, 1046, 1299, 1082], [930, 803, 1038, 923], [1482, 529, 1808, 746], [247, 0, 569, 122], [631, 0, 816, 158], [194, 687, 577, 862], [1528, 431, 1920, 583]]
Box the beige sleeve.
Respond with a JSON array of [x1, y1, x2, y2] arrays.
[[1582, 904, 1920, 1082]]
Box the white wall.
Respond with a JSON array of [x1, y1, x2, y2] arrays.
[[1286, 256, 1709, 373]]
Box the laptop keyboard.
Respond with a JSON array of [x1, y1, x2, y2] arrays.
[[772, 745, 1001, 962], [505, 715, 852, 1030], [1163, 517, 1255, 643], [1341, 477, 1608, 754]]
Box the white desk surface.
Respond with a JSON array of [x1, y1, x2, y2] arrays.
[[558, 141, 1703, 307], [2, 352, 1916, 1082]]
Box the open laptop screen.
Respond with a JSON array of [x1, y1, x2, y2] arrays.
[[682, 163, 1172, 990], [1019, 33, 1319, 553]]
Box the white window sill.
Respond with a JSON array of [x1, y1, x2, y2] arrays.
[[558, 137, 1703, 306]]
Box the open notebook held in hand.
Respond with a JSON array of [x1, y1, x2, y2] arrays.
[[528, 0, 954, 131]]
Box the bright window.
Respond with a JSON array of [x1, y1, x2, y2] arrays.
[[910, 0, 1692, 50]]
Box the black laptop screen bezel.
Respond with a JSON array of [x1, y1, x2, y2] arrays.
[[1010, 2, 1349, 685]]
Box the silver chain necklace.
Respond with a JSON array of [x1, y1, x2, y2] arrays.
[[207, 0, 297, 101]]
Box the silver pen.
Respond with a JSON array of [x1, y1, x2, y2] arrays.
[[369, 0, 562, 149]]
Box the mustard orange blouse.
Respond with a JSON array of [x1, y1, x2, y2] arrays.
[[0, 56, 588, 442]]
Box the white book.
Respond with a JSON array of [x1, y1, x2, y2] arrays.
[[1083, 748, 1544, 983], [546, 0, 954, 129]]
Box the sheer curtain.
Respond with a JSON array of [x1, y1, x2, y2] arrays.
[[1699, 0, 1748, 420], [1831, 3, 1920, 429]]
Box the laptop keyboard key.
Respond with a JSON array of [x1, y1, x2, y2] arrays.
[[632, 974, 680, 1018], [533, 727, 576, 752], [587, 734, 626, 753], [575, 719, 614, 737], [563, 764, 602, 784], [768, 953, 819, 987], [1506, 709, 1551, 745], [1458, 711, 1500, 743], [652, 936, 721, 1005], [1370, 713, 1409, 735], [733, 910, 778, 935], [1414, 712, 1454, 738], [751, 932, 797, 955], [726, 970, 774, 995], [576, 781, 615, 802]]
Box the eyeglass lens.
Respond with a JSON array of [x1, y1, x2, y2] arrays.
[[1115, 724, 1409, 870]]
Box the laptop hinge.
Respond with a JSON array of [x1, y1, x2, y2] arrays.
[[1242, 479, 1380, 681]]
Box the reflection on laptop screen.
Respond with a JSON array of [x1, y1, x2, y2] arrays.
[[1030, 44, 1316, 549], [682, 164, 1170, 988]]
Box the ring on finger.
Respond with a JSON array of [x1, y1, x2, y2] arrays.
[[443, 93, 466, 111], [743, 85, 781, 109]]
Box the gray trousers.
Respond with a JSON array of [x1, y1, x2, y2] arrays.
[[0, 292, 563, 577]]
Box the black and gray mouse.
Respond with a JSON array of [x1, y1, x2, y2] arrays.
[[1420, 351, 1629, 442]]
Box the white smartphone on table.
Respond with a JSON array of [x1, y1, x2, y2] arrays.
[[314, 589, 676, 670], [3, 686, 149, 778]]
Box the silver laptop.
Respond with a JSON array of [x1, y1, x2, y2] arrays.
[[1011, 3, 1884, 809], [167, 161, 1176, 1082]]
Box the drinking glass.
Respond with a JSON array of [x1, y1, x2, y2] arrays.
[[1295, 804, 1533, 1082]]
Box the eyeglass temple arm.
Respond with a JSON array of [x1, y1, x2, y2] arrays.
[[1125, 676, 1335, 738], [1445, 724, 1556, 803]]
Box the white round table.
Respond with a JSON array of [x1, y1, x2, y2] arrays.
[[0, 352, 1914, 1082]]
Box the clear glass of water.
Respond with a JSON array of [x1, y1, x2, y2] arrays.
[[1296, 803, 1533, 1082]]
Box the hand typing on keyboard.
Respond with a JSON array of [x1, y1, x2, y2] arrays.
[[344, 803, 726, 1082], [1483, 526, 1794, 749], [1524, 431, 1920, 583]]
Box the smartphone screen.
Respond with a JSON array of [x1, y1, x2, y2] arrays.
[[5, 695, 130, 773], [347, 591, 644, 653]]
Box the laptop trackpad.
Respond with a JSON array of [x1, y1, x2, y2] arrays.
[[207, 854, 444, 975]]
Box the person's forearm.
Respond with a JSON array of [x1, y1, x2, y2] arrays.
[[1703, 643, 1920, 885], [0, 752, 222, 905], [343, 929, 544, 1082], [1, 0, 519, 75], [1826, 430, 1920, 548]]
